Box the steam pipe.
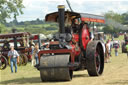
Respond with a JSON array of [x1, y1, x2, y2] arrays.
[[58, 5, 65, 33]]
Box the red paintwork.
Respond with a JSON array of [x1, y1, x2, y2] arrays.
[[34, 35, 38, 40], [72, 34, 79, 42], [71, 34, 81, 56], [81, 17, 105, 23], [71, 44, 81, 57], [50, 41, 59, 45], [38, 24, 90, 64], [30, 34, 39, 40], [81, 25, 90, 50], [72, 24, 90, 51]]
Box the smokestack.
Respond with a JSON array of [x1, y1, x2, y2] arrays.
[[58, 5, 65, 33]]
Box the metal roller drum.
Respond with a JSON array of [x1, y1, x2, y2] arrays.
[[39, 54, 72, 81]]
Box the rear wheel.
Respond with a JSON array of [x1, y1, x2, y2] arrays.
[[0, 56, 7, 70], [95, 50, 101, 73], [86, 41, 104, 76]]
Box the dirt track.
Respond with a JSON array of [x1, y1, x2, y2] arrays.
[[1, 50, 128, 85]]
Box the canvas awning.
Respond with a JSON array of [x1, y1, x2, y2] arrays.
[[45, 11, 105, 23]]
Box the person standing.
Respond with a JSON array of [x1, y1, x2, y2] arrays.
[[114, 42, 119, 56], [8, 46, 19, 73], [105, 40, 111, 63], [30, 40, 35, 66], [126, 43, 128, 57], [34, 44, 40, 66]]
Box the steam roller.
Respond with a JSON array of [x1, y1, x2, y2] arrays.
[[36, 5, 105, 81], [39, 54, 72, 81]]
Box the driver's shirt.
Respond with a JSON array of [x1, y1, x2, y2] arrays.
[[8, 50, 19, 58]]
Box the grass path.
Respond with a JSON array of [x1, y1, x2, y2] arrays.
[[1, 48, 128, 85]]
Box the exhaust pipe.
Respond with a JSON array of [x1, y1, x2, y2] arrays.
[[58, 5, 65, 33]]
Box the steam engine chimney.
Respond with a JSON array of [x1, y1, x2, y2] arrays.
[[58, 5, 65, 33]]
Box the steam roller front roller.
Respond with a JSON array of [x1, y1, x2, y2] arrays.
[[39, 54, 73, 81]]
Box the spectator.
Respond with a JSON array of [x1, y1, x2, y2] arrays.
[[104, 34, 106, 40], [34, 44, 40, 65], [30, 40, 35, 66], [8, 46, 19, 73], [112, 37, 114, 41], [114, 42, 120, 56], [126, 43, 128, 57], [124, 32, 128, 42], [109, 41, 112, 57], [105, 40, 111, 63]]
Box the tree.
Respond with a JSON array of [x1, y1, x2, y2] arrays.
[[103, 25, 114, 33], [122, 12, 128, 24], [0, 0, 24, 23], [105, 11, 123, 23], [0, 24, 6, 33], [104, 11, 124, 33]]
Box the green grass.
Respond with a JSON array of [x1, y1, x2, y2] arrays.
[[5, 23, 58, 35]]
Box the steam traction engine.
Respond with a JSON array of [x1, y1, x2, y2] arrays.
[[37, 5, 105, 81], [0, 32, 31, 66]]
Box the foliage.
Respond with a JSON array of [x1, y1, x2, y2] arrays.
[[6, 18, 44, 27], [0, 24, 5, 33], [105, 11, 123, 23], [0, 0, 24, 23], [102, 25, 114, 33], [103, 11, 128, 33], [122, 12, 128, 24]]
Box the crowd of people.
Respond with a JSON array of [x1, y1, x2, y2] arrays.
[[104, 39, 120, 63], [104, 33, 128, 63]]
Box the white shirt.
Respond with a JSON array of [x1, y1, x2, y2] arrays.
[[8, 50, 19, 58], [107, 43, 111, 51]]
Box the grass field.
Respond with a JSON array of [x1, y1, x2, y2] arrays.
[[1, 36, 128, 85]]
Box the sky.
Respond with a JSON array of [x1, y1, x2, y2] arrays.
[[11, 0, 128, 22]]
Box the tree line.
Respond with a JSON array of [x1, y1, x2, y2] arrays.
[[103, 11, 128, 33]]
